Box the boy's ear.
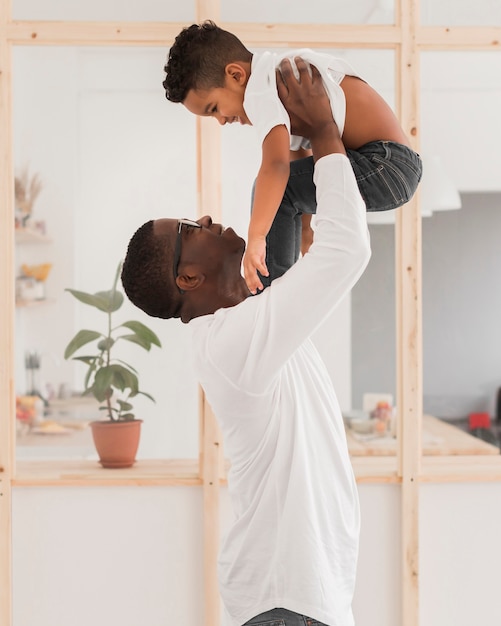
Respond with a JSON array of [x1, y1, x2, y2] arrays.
[[224, 62, 248, 85]]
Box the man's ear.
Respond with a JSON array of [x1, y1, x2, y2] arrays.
[[176, 268, 205, 293], [224, 62, 248, 85]]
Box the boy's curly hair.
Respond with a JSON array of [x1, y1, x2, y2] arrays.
[[163, 20, 252, 103]]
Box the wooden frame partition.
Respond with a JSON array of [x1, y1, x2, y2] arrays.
[[396, 3, 421, 621], [0, 1, 14, 625], [1, 3, 501, 626]]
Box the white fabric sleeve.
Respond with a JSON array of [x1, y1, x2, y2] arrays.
[[208, 154, 371, 394], [244, 52, 291, 145]]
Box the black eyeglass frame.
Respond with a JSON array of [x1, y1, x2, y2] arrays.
[[173, 218, 202, 293]]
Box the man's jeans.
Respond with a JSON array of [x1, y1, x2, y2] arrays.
[[243, 607, 328, 626], [259, 140, 423, 288]]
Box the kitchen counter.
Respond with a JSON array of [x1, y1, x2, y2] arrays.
[[346, 414, 500, 456], [16, 396, 97, 460]]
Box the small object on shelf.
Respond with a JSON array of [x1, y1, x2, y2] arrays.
[[349, 417, 375, 435], [16, 276, 45, 302], [16, 395, 44, 427], [21, 262, 52, 282], [24, 351, 42, 397], [468, 412, 499, 448], [370, 400, 394, 436], [16, 264, 52, 303], [14, 167, 43, 228]]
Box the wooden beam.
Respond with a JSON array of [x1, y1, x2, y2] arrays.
[[196, 4, 223, 620], [197, 115, 223, 626], [6, 20, 401, 48], [0, 1, 14, 624], [396, 2, 422, 626], [201, 399, 223, 626], [417, 25, 501, 49], [6, 20, 185, 46], [225, 23, 401, 48]]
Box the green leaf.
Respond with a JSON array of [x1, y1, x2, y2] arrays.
[[65, 289, 114, 312], [93, 366, 115, 401], [71, 356, 97, 365], [84, 359, 100, 390], [94, 289, 123, 313], [117, 400, 133, 411], [116, 359, 138, 374], [106, 364, 139, 395], [138, 391, 155, 403], [119, 333, 153, 351], [97, 337, 115, 351], [98, 405, 118, 420], [65, 288, 123, 313], [111, 262, 123, 293], [119, 321, 162, 348], [64, 330, 102, 359], [120, 413, 135, 421]]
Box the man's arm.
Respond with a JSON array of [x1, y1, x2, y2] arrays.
[[276, 57, 346, 161], [210, 58, 371, 394]]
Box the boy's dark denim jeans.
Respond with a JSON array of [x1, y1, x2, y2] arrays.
[[243, 607, 328, 626], [258, 140, 422, 288]]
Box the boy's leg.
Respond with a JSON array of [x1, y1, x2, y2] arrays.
[[263, 142, 422, 286], [348, 141, 423, 211]]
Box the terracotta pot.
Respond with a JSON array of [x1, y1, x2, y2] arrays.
[[90, 419, 142, 468]]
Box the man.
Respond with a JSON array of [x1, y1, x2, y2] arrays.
[[122, 58, 371, 626]]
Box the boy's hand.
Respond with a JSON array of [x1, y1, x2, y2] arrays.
[[243, 236, 268, 294]]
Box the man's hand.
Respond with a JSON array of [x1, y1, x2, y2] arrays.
[[277, 57, 346, 161]]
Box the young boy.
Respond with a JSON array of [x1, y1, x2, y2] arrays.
[[163, 20, 422, 294]]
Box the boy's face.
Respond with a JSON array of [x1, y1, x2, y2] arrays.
[[183, 74, 251, 126]]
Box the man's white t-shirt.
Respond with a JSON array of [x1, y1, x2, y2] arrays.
[[244, 49, 361, 150], [190, 154, 371, 626]]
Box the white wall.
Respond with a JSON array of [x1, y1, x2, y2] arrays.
[[420, 482, 501, 626], [13, 46, 201, 459], [12, 486, 205, 626], [421, 51, 501, 193], [13, 483, 501, 626]]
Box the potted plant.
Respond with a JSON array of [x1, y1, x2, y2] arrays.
[[64, 262, 161, 468]]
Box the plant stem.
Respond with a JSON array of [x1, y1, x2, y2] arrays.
[[105, 308, 114, 421]]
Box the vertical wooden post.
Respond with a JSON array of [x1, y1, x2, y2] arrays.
[[197, 113, 224, 625], [395, 2, 422, 626], [200, 395, 223, 626], [195, 5, 223, 624], [0, 2, 14, 626]]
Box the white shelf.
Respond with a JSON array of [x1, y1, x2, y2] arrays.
[[15, 227, 51, 244], [16, 298, 53, 308]]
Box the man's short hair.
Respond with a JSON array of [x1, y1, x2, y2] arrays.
[[121, 220, 182, 320], [163, 20, 252, 103]]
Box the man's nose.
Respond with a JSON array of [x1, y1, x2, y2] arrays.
[[199, 215, 213, 228], [215, 113, 226, 126]]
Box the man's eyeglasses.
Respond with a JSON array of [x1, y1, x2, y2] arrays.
[[173, 219, 202, 292]]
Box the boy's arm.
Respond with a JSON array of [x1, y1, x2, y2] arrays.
[[244, 123, 290, 294]]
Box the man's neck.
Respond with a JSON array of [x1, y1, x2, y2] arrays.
[[181, 281, 250, 323]]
